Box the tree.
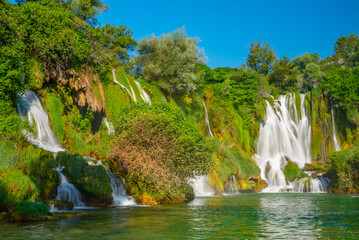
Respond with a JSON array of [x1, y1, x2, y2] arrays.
[[90, 23, 137, 66], [292, 53, 324, 90], [246, 40, 277, 75], [269, 56, 296, 90], [334, 34, 359, 63], [134, 28, 205, 95]]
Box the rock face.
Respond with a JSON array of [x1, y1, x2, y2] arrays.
[[46, 199, 74, 211]]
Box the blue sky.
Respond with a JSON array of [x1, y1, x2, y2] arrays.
[[99, 0, 359, 68]]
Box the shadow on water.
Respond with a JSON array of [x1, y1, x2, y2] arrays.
[[0, 194, 358, 239]]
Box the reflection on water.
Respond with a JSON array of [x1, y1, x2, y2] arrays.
[[0, 194, 358, 239]]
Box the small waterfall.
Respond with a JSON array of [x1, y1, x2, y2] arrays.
[[225, 175, 239, 194], [331, 103, 341, 151], [255, 93, 327, 193], [191, 176, 214, 197], [86, 159, 136, 206], [202, 100, 214, 137], [103, 117, 115, 134], [112, 69, 137, 102], [55, 168, 85, 207], [293, 176, 330, 193], [17, 89, 65, 153], [135, 80, 152, 105]]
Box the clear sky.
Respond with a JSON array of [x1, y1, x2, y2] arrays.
[[98, 0, 359, 69]]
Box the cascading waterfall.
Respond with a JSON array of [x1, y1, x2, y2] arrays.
[[191, 176, 214, 196], [331, 102, 341, 151], [293, 175, 330, 193], [17, 89, 86, 205], [202, 100, 214, 137], [103, 117, 115, 134], [225, 175, 239, 194], [112, 69, 137, 102], [17, 89, 65, 153], [55, 168, 85, 208], [135, 80, 152, 105], [190, 100, 215, 196], [86, 159, 136, 206], [255, 93, 327, 193]]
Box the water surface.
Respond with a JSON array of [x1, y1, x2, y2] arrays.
[[1, 194, 358, 239]]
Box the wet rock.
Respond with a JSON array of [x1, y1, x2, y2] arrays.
[[46, 199, 74, 211]]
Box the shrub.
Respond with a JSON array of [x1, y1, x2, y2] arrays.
[[111, 103, 214, 203], [0, 169, 39, 210], [11, 201, 48, 222]]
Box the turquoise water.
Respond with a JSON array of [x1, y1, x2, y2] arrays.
[[1, 193, 358, 239]]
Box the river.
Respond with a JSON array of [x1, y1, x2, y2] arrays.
[[1, 193, 358, 239]]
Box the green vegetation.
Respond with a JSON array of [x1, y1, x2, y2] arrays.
[[283, 161, 302, 182], [134, 28, 204, 95], [10, 201, 49, 222], [0, 168, 39, 211], [328, 142, 359, 193], [111, 103, 214, 204], [59, 153, 112, 203]]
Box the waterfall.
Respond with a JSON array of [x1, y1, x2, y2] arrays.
[[255, 93, 317, 192], [112, 69, 137, 102], [331, 103, 341, 151], [86, 159, 136, 206], [191, 176, 214, 197], [293, 175, 330, 193], [103, 117, 115, 134], [17, 89, 65, 153], [135, 80, 152, 105], [55, 168, 85, 208], [225, 175, 239, 194], [202, 100, 214, 137]]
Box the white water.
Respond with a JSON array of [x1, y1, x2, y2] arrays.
[[86, 159, 136, 206], [331, 103, 341, 151], [55, 168, 85, 207], [202, 100, 214, 137], [226, 175, 239, 194], [191, 176, 214, 197], [112, 69, 137, 102], [255, 93, 316, 192], [135, 80, 152, 105], [17, 89, 65, 153], [293, 175, 330, 193], [103, 117, 115, 134]]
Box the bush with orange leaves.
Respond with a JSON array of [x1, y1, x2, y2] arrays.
[[111, 103, 214, 203]]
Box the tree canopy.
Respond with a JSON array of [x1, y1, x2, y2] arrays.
[[134, 28, 205, 95]]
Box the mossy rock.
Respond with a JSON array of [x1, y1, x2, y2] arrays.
[[63, 154, 112, 204], [46, 199, 74, 211], [304, 163, 328, 172], [283, 160, 302, 182], [9, 201, 49, 222], [57, 151, 70, 167]]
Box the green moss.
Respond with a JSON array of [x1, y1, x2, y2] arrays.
[[44, 92, 65, 142], [0, 142, 18, 170], [24, 58, 44, 90], [0, 168, 39, 210], [11, 201, 48, 222], [283, 160, 301, 181], [63, 154, 112, 201]]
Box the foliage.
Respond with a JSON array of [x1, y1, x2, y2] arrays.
[[0, 142, 18, 170], [328, 143, 359, 193], [333, 34, 359, 64], [246, 40, 277, 75], [134, 27, 205, 95], [269, 56, 297, 91], [91, 23, 137, 66], [11, 201, 48, 222], [320, 66, 359, 109], [292, 53, 324, 90], [111, 103, 214, 202], [0, 168, 39, 211], [60, 154, 112, 201]]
